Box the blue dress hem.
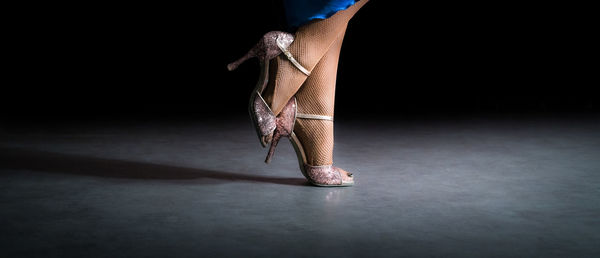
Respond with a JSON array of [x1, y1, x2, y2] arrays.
[[284, 0, 358, 28]]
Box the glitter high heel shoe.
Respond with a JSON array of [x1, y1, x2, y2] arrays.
[[227, 31, 309, 148]]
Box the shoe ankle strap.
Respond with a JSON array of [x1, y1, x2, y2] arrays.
[[276, 37, 311, 76], [296, 113, 333, 121]]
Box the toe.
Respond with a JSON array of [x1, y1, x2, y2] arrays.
[[336, 167, 354, 183]]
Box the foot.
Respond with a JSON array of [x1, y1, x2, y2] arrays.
[[337, 167, 354, 184]]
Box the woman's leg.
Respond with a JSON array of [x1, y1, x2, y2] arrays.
[[265, 0, 369, 116], [292, 26, 354, 181], [293, 28, 345, 167]]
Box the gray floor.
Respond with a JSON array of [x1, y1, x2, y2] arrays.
[[1, 114, 599, 257]]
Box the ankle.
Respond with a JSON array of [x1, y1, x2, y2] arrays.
[[293, 118, 334, 166]]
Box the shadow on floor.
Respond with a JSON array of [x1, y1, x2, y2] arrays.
[[0, 147, 308, 186]]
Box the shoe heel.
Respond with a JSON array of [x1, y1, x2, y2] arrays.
[[227, 47, 256, 71], [263, 97, 297, 163], [227, 31, 295, 71], [265, 129, 282, 164]]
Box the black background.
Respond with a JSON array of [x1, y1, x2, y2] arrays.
[[4, 1, 596, 122]]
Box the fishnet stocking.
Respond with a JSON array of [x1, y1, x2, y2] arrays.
[[266, 0, 369, 116], [293, 29, 345, 165]]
